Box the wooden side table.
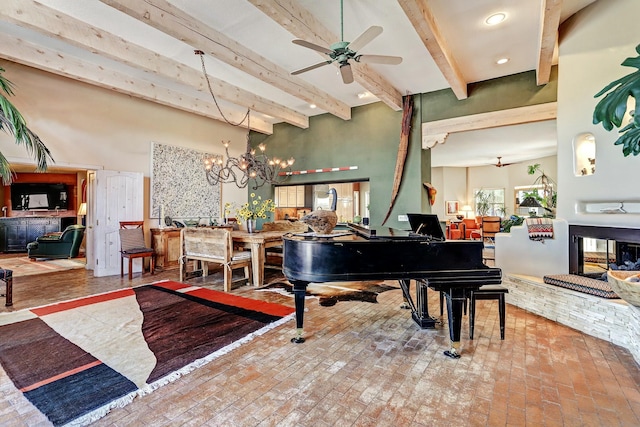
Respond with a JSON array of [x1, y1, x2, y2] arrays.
[[151, 227, 182, 270]]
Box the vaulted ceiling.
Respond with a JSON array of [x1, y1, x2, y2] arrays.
[[0, 0, 597, 166]]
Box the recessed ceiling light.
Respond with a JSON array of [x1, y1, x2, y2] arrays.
[[357, 92, 371, 99], [485, 13, 506, 26], [309, 103, 317, 109], [496, 57, 509, 65]]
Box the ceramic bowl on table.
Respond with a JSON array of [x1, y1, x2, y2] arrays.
[[607, 270, 640, 306]]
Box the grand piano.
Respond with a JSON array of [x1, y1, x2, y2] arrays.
[[282, 221, 502, 358]]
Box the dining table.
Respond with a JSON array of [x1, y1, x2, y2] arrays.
[[231, 230, 287, 287]]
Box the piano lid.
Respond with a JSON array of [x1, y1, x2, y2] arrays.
[[347, 223, 440, 240]]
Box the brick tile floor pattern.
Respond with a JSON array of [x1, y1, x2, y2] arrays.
[[1, 269, 640, 426]]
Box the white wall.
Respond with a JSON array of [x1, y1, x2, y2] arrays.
[[556, 0, 640, 229], [431, 166, 466, 220], [0, 61, 249, 221], [465, 155, 557, 218]]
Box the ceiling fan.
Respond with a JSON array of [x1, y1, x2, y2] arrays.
[[495, 156, 514, 167], [290, 0, 403, 84]]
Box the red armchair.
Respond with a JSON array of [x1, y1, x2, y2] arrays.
[[461, 218, 481, 239], [446, 222, 464, 240]]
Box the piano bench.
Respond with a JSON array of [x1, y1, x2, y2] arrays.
[[469, 285, 508, 340]]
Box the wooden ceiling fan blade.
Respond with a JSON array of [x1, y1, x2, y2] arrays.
[[292, 39, 334, 55], [355, 54, 403, 65], [347, 26, 383, 52], [340, 63, 354, 84], [291, 60, 333, 76]]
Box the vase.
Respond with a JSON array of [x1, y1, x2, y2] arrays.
[[246, 219, 257, 233]]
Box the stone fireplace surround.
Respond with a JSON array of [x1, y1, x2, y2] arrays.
[[504, 274, 640, 366], [499, 223, 640, 366]]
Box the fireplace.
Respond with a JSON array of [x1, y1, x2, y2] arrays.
[[569, 225, 640, 278]]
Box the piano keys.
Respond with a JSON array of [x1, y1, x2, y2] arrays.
[[283, 225, 502, 358]]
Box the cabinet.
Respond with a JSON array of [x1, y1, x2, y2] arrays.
[[0, 217, 63, 252], [276, 185, 305, 207], [151, 227, 182, 270]]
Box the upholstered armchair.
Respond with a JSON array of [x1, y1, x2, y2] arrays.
[[446, 222, 464, 240], [27, 224, 86, 259], [461, 218, 481, 239]]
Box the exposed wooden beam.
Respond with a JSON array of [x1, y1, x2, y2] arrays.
[[100, 0, 352, 120], [0, 0, 307, 129], [422, 102, 557, 148], [248, 0, 403, 111], [0, 33, 273, 134], [397, 0, 467, 100], [537, 0, 562, 86]]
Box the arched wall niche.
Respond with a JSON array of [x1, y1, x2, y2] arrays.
[[573, 132, 596, 177]]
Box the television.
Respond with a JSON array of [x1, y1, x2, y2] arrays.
[[10, 183, 69, 210]]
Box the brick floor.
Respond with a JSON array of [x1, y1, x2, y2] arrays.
[[1, 266, 639, 426]]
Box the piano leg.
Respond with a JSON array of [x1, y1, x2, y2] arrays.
[[443, 288, 466, 358], [291, 280, 308, 343], [399, 280, 437, 329]]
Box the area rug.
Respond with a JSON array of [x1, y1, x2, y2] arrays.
[[0, 280, 294, 426], [0, 256, 86, 277], [260, 275, 399, 306]]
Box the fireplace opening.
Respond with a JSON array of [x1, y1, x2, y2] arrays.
[[569, 225, 640, 279]]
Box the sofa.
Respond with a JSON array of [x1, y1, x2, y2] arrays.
[[27, 224, 86, 259]]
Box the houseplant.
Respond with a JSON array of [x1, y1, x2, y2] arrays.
[[0, 67, 52, 184], [527, 163, 556, 217], [593, 43, 640, 156], [474, 189, 494, 217]]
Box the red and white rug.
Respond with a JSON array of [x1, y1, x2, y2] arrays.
[[0, 280, 294, 426]]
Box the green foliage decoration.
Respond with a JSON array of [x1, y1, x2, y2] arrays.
[[0, 67, 53, 184], [593, 44, 640, 156]]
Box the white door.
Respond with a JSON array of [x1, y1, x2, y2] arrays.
[[85, 171, 96, 272], [91, 170, 144, 277]]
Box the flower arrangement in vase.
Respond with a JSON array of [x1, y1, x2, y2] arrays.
[[225, 193, 275, 232]]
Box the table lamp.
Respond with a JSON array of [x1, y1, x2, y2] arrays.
[[461, 205, 473, 218]]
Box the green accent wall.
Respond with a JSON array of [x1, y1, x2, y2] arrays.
[[250, 69, 557, 230], [252, 95, 428, 230], [421, 67, 558, 122]]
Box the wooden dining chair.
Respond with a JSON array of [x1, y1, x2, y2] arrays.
[[119, 221, 154, 280], [262, 220, 308, 268], [180, 227, 252, 292]]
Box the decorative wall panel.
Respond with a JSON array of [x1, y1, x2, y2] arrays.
[[151, 142, 221, 221]]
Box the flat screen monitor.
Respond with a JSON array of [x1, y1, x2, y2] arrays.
[[407, 213, 445, 240]]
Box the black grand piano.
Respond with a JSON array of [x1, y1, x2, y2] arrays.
[[282, 217, 502, 358]]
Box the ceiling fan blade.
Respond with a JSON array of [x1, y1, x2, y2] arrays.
[[292, 39, 334, 55], [291, 60, 334, 76], [355, 54, 403, 65], [340, 63, 354, 84], [347, 26, 383, 53]]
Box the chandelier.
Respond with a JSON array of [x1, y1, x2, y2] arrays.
[[196, 50, 294, 189]]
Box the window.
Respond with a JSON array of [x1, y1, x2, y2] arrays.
[[473, 188, 505, 217], [514, 184, 554, 216]]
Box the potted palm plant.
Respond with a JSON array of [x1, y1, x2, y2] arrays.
[[0, 67, 52, 184], [527, 163, 556, 217], [474, 189, 494, 218]]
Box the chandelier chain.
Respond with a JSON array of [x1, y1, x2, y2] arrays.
[[196, 50, 294, 190], [196, 50, 249, 128]]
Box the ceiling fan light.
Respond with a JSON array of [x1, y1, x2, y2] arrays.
[[485, 13, 506, 26]]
